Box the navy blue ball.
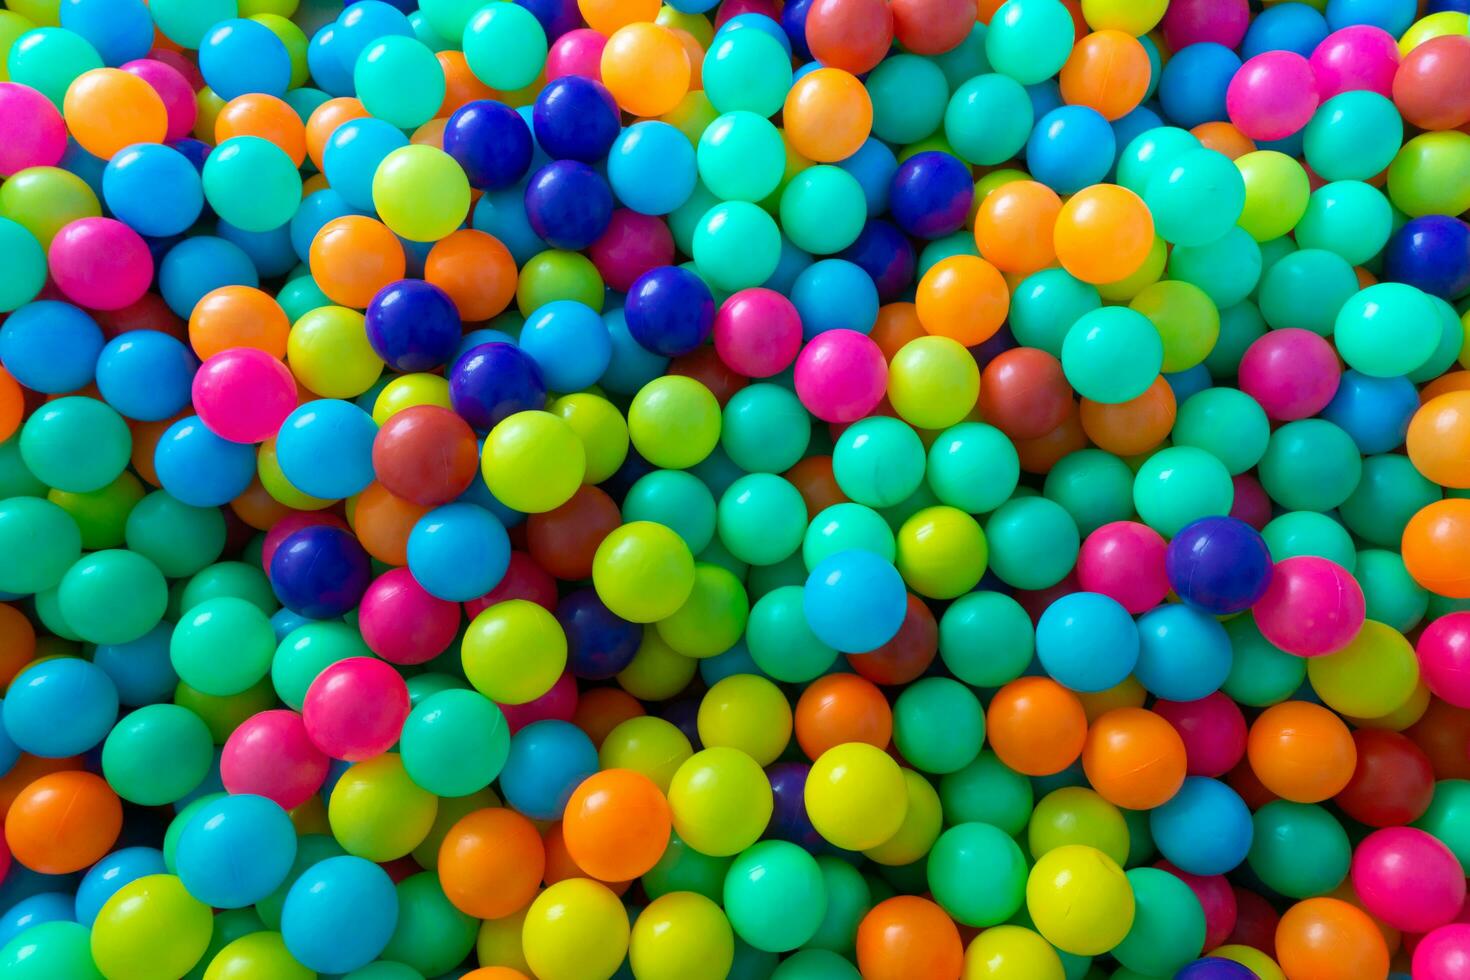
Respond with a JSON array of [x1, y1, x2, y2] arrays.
[[533, 77, 621, 162], [888, 151, 973, 239], [269, 526, 372, 619], [523, 160, 614, 250], [365, 280, 462, 373], [1165, 516, 1273, 616], [781, 0, 814, 61], [443, 100, 534, 191], [624, 266, 716, 357], [515, 0, 582, 37], [1383, 214, 1470, 300], [839, 220, 915, 302], [557, 589, 641, 680], [1174, 959, 1258, 980], [448, 342, 547, 431]]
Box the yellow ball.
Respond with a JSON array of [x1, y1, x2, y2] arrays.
[[630, 892, 735, 980], [895, 505, 988, 599], [593, 520, 696, 623], [962, 925, 1065, 980], [91, 874, 213, 980], [462, 598, 568, 705], [628, 375, 721, 469], [372, 373, 453, 424], [805, 742, 908, 851], [287, 306, 384, 398], [617, 628, 699, 701], [1209, 945, 1287, 980], [599, 715, 694, 793], [696, 674, 792, 766], [864, 768, 943, 866], [1079, 0, 1166, 34], [1130, 280, 1220, 373], [1025, 844, 1135, 956], [667, 747, 773, 856], [327, 753, 438, 862], [551, 392, 629, 484], [887, 336, 979, 431], [1096, 234, 1167, 302], [482, 410, 587, 513], [523, 879, 631, 980], [1401, 11, 1469, 55]]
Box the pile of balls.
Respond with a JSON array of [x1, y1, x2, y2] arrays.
[[2, 0, 1470, 976]]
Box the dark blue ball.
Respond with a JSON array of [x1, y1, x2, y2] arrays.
[[1158, 43, 1240, 128], [839, 220, 915, 303], [173, 138, 212, 174], [624, 265, 716, 357], [1383, 214, 1470, 300], [523, 160, 614, 250], [780, 0, 814, 60], [365, 280, 462, 373], [515, 0, 582, 36], [1165, 516, 1273, 616], [767, 761, 829, 853], [888, 151, 973, 239], [269, 526, 372, 619], [557, 589, 641, 680], [443, 100, 534, 191], [533, 77, 621, 162], [448, 342, 547, 431], [1173, 959, 1258, 980]]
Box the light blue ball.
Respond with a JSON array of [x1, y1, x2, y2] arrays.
[[790, 259, 878, 339], [158, 237, 259, 318], [609, 122, 697, 217], [282, 855, 398, 974], [322, 118, 411, 212], [59, 0, 153, 66], [803, 549, 907, 654], [102, 144, 203, 239], [92, 623, 178, 707], [406, 503, 511, 602], [175, 793, 297, 909], [2, 658, 118, 759], [153, 416, 257, 508], [94, 330, 196, 422], [1035, 592, 1140, 693], [498, 720, 599, 821], [73, 847, 167, 927], [1149, 776, 1254, 876], [275, 400, 379, 501], [519, 300, 612, 392], [1027, 106, 1116, 195], [333, 0, 414, 75], [0, 892, 74, 949], [1134, 603, 1233, 701], [0, 301, 103, 394], [199, 18, 292, 100]]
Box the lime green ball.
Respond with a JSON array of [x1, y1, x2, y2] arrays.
[[629, 376, 721, 470], [896, 505, 987, 599], [1029, 786, 1130, 867], [57, 549, 166, 644], [594, 520, 697, 624], [1387, 131, 1470, 217], [20, 396, 131, 493], [329, 755, 439, 862], [462, 598, 567, 704], [202, 136, 303, 234], [102, 703, 213, 806], [481, 410, 586, 513], [888, 336, 979, 431], [657, 562, 749, 658], [373, 145, 470, 243], [90, 874, 212, 980], [0, 495, 80, 594], [517, 250, 604, 315], [1235, 150, 1310, 241], [1132, 446, 1234, 537]]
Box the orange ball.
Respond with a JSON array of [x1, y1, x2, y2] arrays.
[[0, 603, 35, 690], [579, 0, 660, 35], [526, 485, 621, 581], [5, 771, 121, 873], [63, 68, 168, 159], [129, 415, 182, 488], [795, 673, 894, 760], [785, 454, 846, 519], [975, 181, 1062, 275], [305, 97, 370, 172], [1079, 376, 1176, 457], [783, 68, 872, 163], [1275, 897, 1389, 980], [438, 807, 546, 919], [230, 478, 294, 531], [215, 94, 307, 166], [871, 303, 927, 361], [600, 24, 690, 118], [438, 50, 497, 118], [1403, 498, 1470, 598], [670, 28, 705, 90], [561, 768, 671, 881], [426, 230, 520, 322], [1408, 697, 1470, 780], [542, 821, 634, 895], [1192, 121, 1255, 160], [1053, 184, 1155, 285], [1059, 30, 1151, 121], [351, 481, 431, 566], [1408, 391, 1470, 488], [987, 677, 1088, 776], [462, 970, 530, 980], [915, 255, 1010, 347], [856, 896, 964, 980], [1015, 412, 1089, 475], [188, 285, 291, 360], [0, 367, 22, 443], [1247, 701, 1357, 803], [1419, 370, 1470, 403], [1082, 707, 1188, 810], [310, 216, 407, 309], [0, 754, 82, 817], [572, 687, 645, 747]]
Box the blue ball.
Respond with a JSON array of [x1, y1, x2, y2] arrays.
[[888, 151, 974, 239], [308, 24, 356, 97], [473, 181, 548, 265], [73, 847, 167, 927], [292, 189, 366, 263], [601, 307, 670, 395], [407, 502, 511, 601], [1158, 43, 1240, 129], [281, 855, 398, 974], [519, 300, 612, 392], [1027, 106, 1116, 194], [1320, 370, 1419, 455], [624, 265, 716, 357], [444, 100, 534, 191], [836, 138, 898, 218], [1176, 960, 1259, 980], [839, 220, 916, 303], [93, 623, 179, 707], [199, 18, 292, 100], [764, 235, 814, 295], [498, 720, 599, 820], [557, 588, 641, 680], [515, 0, 582, 36], [218, 220, 298, 279], [803, 549, 907, 654], [0, 301, 103, 394], [333, 0, 413, 74], [172, 138, 212, 174], [780, 0, 814, 59], [2, 658, 118, 759], [269, 526, 373, 618], [1149, 776, 1254, 876], [0, 710, 18, 777], [365, 280, 462, 373], [59, 0, 153, 65], [270, 607, 316, 642], [534, 77, 621, 163], [1035, 592, 1140, 693], [322, 118, 411, 212], [275, 400, 379, 500], [1026, 79, 1064, 120], [176, 794, 298, 908], [94, 330, 197, 422], [1134, 603, 1233, 701], [1383, 215, 1470, 300], [0, 892, 75, 949], [718, 13, 792, 55], [1241, 2, 1329, 59], [449, 342, 547, 430], [102, 144, 203, 238], [1325, 0, 1417, 34], [158, 237, 259, 318], [1166, 517, 1273, 615], [523, 160, 614, 250], [1164, 364, 1213, 404], [154, 416, 257, 507], [608, 121, 697, 217], [791, 258, 878, 338], [451, 328, 517, 372]]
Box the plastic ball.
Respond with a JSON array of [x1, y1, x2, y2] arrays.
[[175, 793, 296, 908], [668, 747, 772, 856], [89, 874, 213, 980]]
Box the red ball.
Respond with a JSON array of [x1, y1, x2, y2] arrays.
[[525, 485, 622, 581], [847, 592, 937, 685], [890, 0, 973, 55], [1393, 35, 1470, 132], [371, 405, 479, 505], [978, 347, 1074, 441], [803, 0, 894, 74], [465, 550, 558, 617], [1334, 729, 1435, 827]]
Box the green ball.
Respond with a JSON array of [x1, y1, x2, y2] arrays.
[[1236, 150, 1310, 241], [182, 908, 266, 980], [1415, 779, 1470, 874], [7, 27, 101, 106], [462, 1, 545, 92], [939, 590, 1033, 688], [0, 435, 46, 499], [702, 28, 792, 118], [0, 217, 44, 312], [668, 181, 721, 256], [125, 492, 226, 579], [202, 136, 303, 234], [1222, 614, 1305, 707], [805, 856, 870, 954], [1387, 130, 1470, 218], [1172, 388, 1270, 475], [380, 873, 478, 977], [399, 689, 509, 797], [983, 496, 1079, 591], [832, 417, 925, 508], [933, 22, 989, 90], [1133, 446, 1234, 537], [1262, 509, 1358, 570], [1145, 147, 1245, 247], [1412, 296, 1466, 384], [804, 503, 895, 571], [354, 35, 445, 130], [57, 549, 166, 644], [1294, 180, 1392, 266], [1009, 268, 1101, 357], [717, 473, 806, 567], [1060, 306, 1163, 404], [1203, 300, 1266, 381], [697, 111, 785, 203], [722, 384, 811, 474], [1356, 548, 1429, 633], [894, 677, 984, 775], [945, 74, 1033, 166], [20, 396, 131, 493], [723, 840, 826, 953], [623, 469, 718, 554], [745, 585, 837, 683], [0, 921, 102, 980], [926, 422, 1018, 515], [1043, 449, 1135, 535], [693, 201, 782, 292], [1257, 248, 1358, 335], [657, 562, 749, 657], [1335, 282, 1441, 378], [1258, 419, 1363, 512], [1247, 800, 1351, 898], [938, 750, 1033, 837], [179, 561, 277, 617], [779, 166, 866, 256], [255, 834, 348, 929], [1110, 867, 1206, 977], [48, 473, 144, 551], [1167, 226, 1263, 309], [983, 0, 1074, 84], [644, 831, 734, 902], [0, 495, 80, 594], [866, 54, 947, 146], [101, 703, 212, 806], [516, 250, 604, 314], [278, 276, 332, 324], [928, 822, 1027, 927], [170, 596, 276, 696], [772, 949, 860, 980], [1303, 91, 1403, 182]]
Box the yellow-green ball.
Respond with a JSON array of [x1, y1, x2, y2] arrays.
[[372, 145, 471, 243], [895, 505, 988, 599], [630, 892, 735, 980], [805, 742, 908, 851], [887, 336, 979, 431], [667, 747, 773, 856], [696, 674, 792, 766], [523, 879, 630, 980], [327, 754, 438, 862], [599, 715, 694, 793], [91, 874, 213, 980], [462, 598, 568, 705], [628, 376, 721, 469], [1027, 786, 1131, 867], [203, 931, 312, 980], [864, 768, 943, 866], [593, 520, 696, 623], [617, 629, 699, 701], [551, 392, 629, 484], [481, 410, 586, 513]]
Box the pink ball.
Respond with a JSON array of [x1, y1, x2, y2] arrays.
[[1154, 693, 1248, 778], [715, 0, 780, 29], [145, 47, 204, 90], [0, 82, 66, 177], [1251, 555, 1365, 657], [1415, 924, 1470, 980], [358, 568, 462, 665], [192, 347, 298, 444], [713, 288, 804, 378], [121, 59, 198, 143], [302, 656, 410, 761], [587, 209, 674, 293], [1237, 328, 1340, 421], [793, 329, 887, 423], [465, 551, 558, 618], [261, 512, 350, 571], [1310, 26, 1400, 99], [1227, 52, 1320, 141], [221, 709, 330, 810], [1353, 827, 1466, 933], [546, 28, 607, 81], [1228, 474, 1272, 530], [1075, 521, 1169, 614], [1157, 861, 1238, 950], [1418, 613, 1470, 708], [1160, 0, 1250, 50], [48, 218, 153, 312], [499, 670, 579, 733]]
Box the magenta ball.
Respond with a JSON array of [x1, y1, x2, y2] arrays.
[[302, 657, 411, 761], [192, 347, 299, 444], [1075, 521, 1169, 614], [48, 218, 154, 312], [499, 670, 579, 733], [1414, 924, 1470, 980], [1251, 555, 1364, 657], [1154, 693, 1248, 778], [1310, 26, 1400, 100], [121, 58, 198, 142], [714, 288, 804, 378], [1418, 613, 1470, 709], [1237, 328, 1340, 422], [546, 28, 607, 81], [1353, 827, 1467, 933], [1226, 52, 1320, 141], [1228, 474, 1272, 530], [221, 709, 330, 810], [358, 568, 462, 665], [0, 82, 66, 176], [587, 209, 675, 292], [1160, 0, 1250, 49], [793, 329, 887, 423]]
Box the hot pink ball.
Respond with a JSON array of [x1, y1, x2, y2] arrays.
[[1237, 328, 1340, 421], [546, 28, 607, 81], [1418, 612, 1470, 708], [221, 709, 330, 810], [1353, 827, 1467, 933], [793, 328, 887, 423], [1160, 0, 1250, 50], [1252, 555, 1365, 657], [1310, 26, 1400, 99], [0, 82, 66, 177], [499, 670, 579, 733], [1229, 474, 1272, 530], [261, 512, 350, 571], [358, 568, 462, 665], [715, 0, 780, 28], [48, 218, 154, 312], [192, 347, 298, 444], [465, 551, 557, 617], [1415, 924, 1470, 980], [587, 209, 675, 293], [713, 288, 804, 378], [302, 656, 410, 761], [1157, 861, 1238, 950], [1154, 693, 1248, 778], [1075, 521, 1169, 614], [145, 46, 204, 90], [121, 59, 198, 143], [1227, 51, 1320, 141]]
